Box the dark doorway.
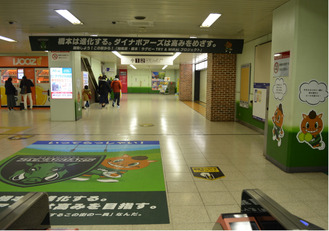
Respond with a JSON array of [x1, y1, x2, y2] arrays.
[[194, 71, 200, 101]]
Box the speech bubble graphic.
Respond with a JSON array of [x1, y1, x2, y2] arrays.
[[299, 80, 328, 105], [273, 78, 287, 101]]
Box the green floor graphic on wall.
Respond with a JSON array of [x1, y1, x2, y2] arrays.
[[0, 141, 169, 225]]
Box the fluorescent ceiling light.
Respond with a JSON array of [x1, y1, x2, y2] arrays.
[[130, 65, 137, 69], [90, 34, 98, 37], [112, 51, 123, 59], [0, 36, 17, 42], [162, 65, 168, 70], [200, 13, 221, 28], [55, 9, 83, 25], [172, 52, 181, 61]]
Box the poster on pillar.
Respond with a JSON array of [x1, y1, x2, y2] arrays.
[[266, 48, 328, 172]]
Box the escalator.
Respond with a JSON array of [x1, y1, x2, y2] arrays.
[[81, 57, 99, 102]]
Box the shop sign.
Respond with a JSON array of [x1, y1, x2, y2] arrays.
[[29, 36, 244, 54], [121, 56, 173, 65], [0, 56, 48, 67]]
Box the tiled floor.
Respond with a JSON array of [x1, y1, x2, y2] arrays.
[[0, 94, 327, 230]]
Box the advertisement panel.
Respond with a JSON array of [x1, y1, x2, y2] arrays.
[[50, 68, 73, 99]]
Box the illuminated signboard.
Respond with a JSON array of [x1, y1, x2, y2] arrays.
[[82, 71, 88, 87], [50, 68, 73, 99]]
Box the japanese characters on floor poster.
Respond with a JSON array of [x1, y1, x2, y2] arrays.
[[0, 141, 169, 225]]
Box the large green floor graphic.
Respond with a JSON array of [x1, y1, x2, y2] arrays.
[[0, 141, 169, 225]]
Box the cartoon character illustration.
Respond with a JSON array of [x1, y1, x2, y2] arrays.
[[225, 41, 233, 53], [10, 162, 76, 184], [72, 154, 156, 183], [272, 104, 284, 147], [297, 110, 325, 150]]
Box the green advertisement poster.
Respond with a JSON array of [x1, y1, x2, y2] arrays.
[[0, 141, 169, 225]]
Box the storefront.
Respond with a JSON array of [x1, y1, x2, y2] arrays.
[[0, 56, 50, 107]]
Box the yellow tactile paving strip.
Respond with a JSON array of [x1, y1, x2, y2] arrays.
[[0, 127, 30, 135], [182, 101, 206, 117]]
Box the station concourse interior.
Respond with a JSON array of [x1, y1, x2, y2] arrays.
[[0, 0, 328, 230], [0, 95, 327, 230]]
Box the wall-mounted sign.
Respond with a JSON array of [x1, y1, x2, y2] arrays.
[[273, 51, 290, 77], [121, 56, 173, 65], [82, 71, 88, 87], [298, 80, 328, 105], [0, 56, 48, 67], [29, 36, 244, 54], [253, 83, 270, 122], [240, 63, 251, 108], [50, 51, 70, 62], [273, 78, 287, 101], [50, 68, 73, 99]]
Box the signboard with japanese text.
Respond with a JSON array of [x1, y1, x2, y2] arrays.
[[253, 83, 270, 122], [29, 36, 244, 54], [190, 167, 225, 180], [0, 141, 169, 225], [273, 51, 290, 78], [121, 56, 173, 65]]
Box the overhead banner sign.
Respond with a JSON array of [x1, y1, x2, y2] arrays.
[[29, 36, 244, 54], [121, 56, 173, 65]]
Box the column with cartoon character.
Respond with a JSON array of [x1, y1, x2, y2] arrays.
[[265, 1, 327, 172]]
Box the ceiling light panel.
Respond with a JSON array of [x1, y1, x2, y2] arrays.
[[200, 13, 221, 28], [0, 36, 17, 42], [55, 10, 83, 25]]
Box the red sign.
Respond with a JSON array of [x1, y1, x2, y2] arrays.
[[0, 56, 48, 67], [119, 69, 127, 93]]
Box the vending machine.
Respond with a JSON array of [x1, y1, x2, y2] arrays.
[[35, 68, 50, 106]]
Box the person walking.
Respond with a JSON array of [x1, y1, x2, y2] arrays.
[[5, 77, 17, 110], [111, 75, 122, 108], [82, 85, 91, 109], [98, 76, 111, 108], [19, 76, 34, 110]]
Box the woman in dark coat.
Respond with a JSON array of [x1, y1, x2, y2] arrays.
[[98, 76, 111, 108], [5, 77, 17, 110]]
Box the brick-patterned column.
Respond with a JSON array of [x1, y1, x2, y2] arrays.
[[206, 53, 236, 121], [179, 64, 193, 101]]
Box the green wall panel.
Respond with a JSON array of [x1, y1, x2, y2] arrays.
[[266, 123, 328, 168], [128, 87, 159, 94], [236, 102, 265, 130]]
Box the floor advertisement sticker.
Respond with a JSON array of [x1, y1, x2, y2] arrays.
[[0, 141, 169, 225]]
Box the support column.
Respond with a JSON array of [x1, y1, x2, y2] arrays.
[[265, 0, 328, 172], [179, 64, 193, 101], [48, 51, 83, 121], [206, 53, 236, 121]]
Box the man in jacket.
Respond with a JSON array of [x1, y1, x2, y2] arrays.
[[20, 76, 34, 110], [111, 75, 122, 108]]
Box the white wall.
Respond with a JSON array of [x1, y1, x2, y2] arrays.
[[127, 68, 179, 87], [199, 70, 207, 103], [128, 69, 152, 87]]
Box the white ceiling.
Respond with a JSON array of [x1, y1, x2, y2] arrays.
[[0, 0, 289, 70]]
